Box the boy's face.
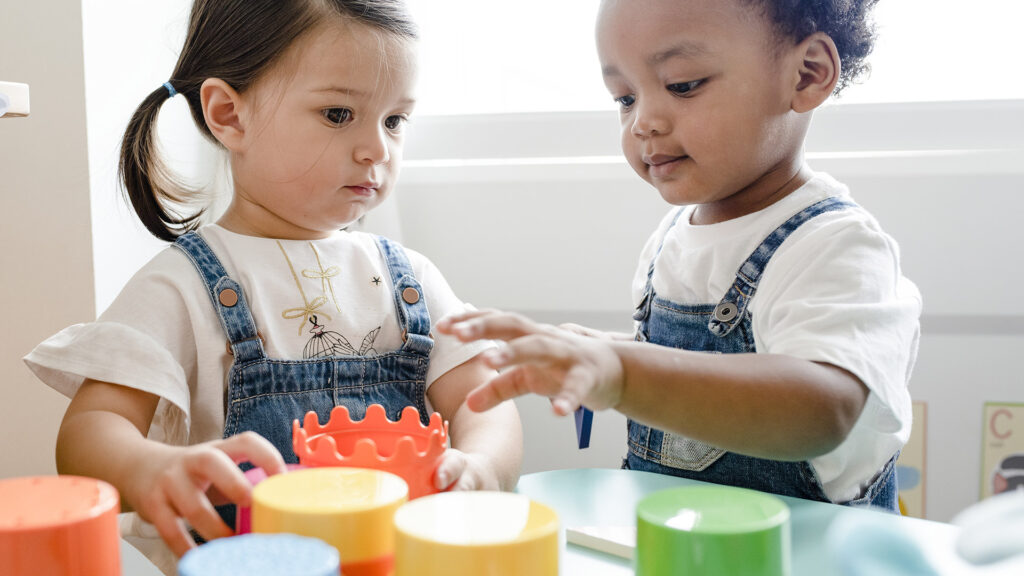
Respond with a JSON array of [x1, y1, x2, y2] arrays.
[[597, 0, 808, 219]]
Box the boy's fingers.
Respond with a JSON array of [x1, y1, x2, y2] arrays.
[[436, 309, 492, 332], [447, 312, 547, 342], [467, 366, 552, 412], [169, 486, 233, 543]]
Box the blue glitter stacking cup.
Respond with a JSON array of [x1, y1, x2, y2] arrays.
[[178, 533, 339, 576]]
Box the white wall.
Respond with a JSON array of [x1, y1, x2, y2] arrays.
[[0, 0, 94, 479]]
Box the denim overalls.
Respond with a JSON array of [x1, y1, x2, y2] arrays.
[[625, 196, 898, 511], [174, 231, 434, 526]]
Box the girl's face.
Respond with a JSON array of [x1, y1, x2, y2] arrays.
[[223, 20, 417, 239], [597, 0, 809, 224]]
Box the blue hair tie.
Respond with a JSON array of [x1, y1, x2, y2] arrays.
[[163, 81, 178, 98]]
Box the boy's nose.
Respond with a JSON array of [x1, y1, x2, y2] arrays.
[[630, 101, 670, 137]]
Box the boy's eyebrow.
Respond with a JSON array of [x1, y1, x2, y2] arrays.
[[602, 40, 709, 78], [648, 40, 709, 65]]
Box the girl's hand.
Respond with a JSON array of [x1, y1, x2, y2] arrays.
[[436, 309, 625, 416], [433, 448, 501, 492], [128, 432, 286, 558]]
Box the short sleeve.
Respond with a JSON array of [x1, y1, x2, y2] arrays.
[[23, 246, 207, 443], [752, 209, 922, 428], [405, 247, 495, 387]]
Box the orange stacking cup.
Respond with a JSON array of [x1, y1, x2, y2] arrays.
[[251, 467, 408, 576], [0, 475, 121, 576], [293, 404, 448, 500]]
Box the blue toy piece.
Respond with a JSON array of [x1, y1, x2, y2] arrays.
[[178, 533, 339, 576], [575, 407, 593, 449]]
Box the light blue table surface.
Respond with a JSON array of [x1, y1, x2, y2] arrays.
[[514, 468, 987, 576]]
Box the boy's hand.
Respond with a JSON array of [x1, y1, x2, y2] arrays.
[[436, 310, 625, 416], [128, 431, 286, 558], [433, 448, 501, 492]]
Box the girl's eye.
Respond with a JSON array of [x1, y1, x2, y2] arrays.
[[667, 80, 703, 96], [384, 115, 407, 131], [322, 107, 352, 126], [614, 94, 636, 109]]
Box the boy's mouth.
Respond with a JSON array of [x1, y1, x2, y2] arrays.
[[643, 154, 688, 178]]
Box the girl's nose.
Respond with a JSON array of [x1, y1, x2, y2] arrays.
[[354, 126, 390, 165]]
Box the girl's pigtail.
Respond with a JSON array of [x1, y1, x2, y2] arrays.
[[118, 85, 205, 242]]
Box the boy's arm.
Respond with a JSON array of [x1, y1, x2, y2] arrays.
[[57, 379, 285, 557], [613, 342, 868, 461], [427, 355, 523, 491], [438, 309, 868, 463]]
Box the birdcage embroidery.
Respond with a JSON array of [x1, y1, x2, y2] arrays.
[[303, 315, 381, 359]]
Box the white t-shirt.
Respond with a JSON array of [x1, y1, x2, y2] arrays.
[[25, 226, 491, 575], [632, 172, 922, 503]]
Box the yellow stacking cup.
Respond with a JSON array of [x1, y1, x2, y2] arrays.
[[394, 491, 560, 576], [251, 467, 408, 576]]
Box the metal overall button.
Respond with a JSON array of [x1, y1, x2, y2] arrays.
[[218, 288, 239, 307], [402, 287, 420, 305], [713, 302, 738, 322]]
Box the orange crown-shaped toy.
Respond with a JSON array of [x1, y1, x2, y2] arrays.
[[292, 404, 449, 499]]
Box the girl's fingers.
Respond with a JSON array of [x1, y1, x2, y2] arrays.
[[219, 431, 288, 476], [148, 497, 197, 558], [434, 449, 468, 490], [184, 448, 253, 509]]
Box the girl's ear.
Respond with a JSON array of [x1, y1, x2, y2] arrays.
[[201, 78, 247, 150], [791, 32, 841, 113]]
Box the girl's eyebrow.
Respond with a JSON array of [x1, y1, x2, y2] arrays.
[[311, 86, 416, 106]]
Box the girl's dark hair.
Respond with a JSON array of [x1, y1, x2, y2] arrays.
[[119, 0, 418, 241], [744, 0, 880, 95]]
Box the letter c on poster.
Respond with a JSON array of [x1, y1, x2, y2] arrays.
[[990, 409, 1013, 440]]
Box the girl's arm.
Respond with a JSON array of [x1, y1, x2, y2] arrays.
[[438, 309, 867, 463], [57, 379, 286, 557], [427, 355, 522, 491]]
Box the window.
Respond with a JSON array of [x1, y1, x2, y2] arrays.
[[406, 0, 1024, 115]]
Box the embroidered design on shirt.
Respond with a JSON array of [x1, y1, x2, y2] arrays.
[[278, 241, 332, 335], [371, 276, 382, 286], [302, 243, 342, 314], [303, 316, 381, 359]]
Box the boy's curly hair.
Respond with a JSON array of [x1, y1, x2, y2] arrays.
[[745, 0, 880, 94]]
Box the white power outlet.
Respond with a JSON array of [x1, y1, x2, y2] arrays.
[[0, 81, 30, 118]]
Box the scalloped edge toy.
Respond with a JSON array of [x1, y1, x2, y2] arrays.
[[292, 404, 449, 499]]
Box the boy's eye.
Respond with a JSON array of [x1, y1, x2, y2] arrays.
[[667, 80, 703, 95], [614, 94, 636, 108], [384, 115, 407, 131], [322, 107, 352, 126]]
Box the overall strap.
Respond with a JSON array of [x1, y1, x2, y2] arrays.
[[708, 196, 855, 336], [374, 236, 433, 356], [632, 207, 687, 333], [173, 232, 264, 362]]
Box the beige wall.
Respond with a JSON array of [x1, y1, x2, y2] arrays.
[[0, 1, 94, 477]]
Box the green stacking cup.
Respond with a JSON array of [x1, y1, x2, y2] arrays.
[[635, 485, 791, 576]]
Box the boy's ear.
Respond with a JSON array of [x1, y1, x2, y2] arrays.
[[791, 32, 841, 113], [200, 78, 247, 151]]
